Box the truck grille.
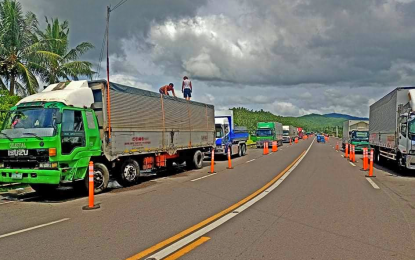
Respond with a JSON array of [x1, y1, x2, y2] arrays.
[[0, 149, 49, 169]]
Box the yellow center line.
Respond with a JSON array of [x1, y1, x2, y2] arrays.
[[126, 150, 306, 260], [163, 237, 210, 260]]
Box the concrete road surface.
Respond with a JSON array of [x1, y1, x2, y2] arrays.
[[1, 137, 415, 260]]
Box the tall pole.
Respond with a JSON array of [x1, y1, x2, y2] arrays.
[[106, 6, 112, 142]]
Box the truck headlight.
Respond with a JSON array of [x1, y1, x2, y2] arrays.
[[0, 162, 4, 168]]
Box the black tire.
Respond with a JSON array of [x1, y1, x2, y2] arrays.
[[118, 159, 140, 187], [84, 163, 109, 194], [238, 145, 243, 157], [30, 184, 58, 196], [186, 150, 204, 169], [241, 144, 247, 156]]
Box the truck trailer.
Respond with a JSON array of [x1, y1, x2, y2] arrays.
[[282, 125, 298, 143], [212, 110, 249, 157], [342, 120, 369, 152], [369, 87, 415, 170], [0, 80, 215, 194], [255, 122, 283, 148]]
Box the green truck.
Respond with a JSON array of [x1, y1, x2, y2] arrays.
[[255, 122, 283, 148], [342, 120, 369, 152], [0, 80, 215, 194]]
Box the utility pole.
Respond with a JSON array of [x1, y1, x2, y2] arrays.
[[106, 6, 112, 142]]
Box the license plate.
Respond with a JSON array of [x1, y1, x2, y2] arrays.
[[11, 173, 23, 180], [8, 149, 29, 156]]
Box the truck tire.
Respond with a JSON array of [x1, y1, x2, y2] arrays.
[[118, 159, 140, 187], [241, 144, 247, 156], [187, 150, 204, 169], [85, 163, 109, 194], [238, 145, 243, 157]]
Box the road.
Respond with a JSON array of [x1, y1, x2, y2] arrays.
[[1, 137, 415, 260]]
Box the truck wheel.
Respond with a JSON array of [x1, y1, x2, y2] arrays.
[[30, 184, 58, 196], [241, 144, 247, 156], [187, 150, 204, 169], [118, 159, 140, 187], [85, 163, 109, 194], [238, 145, 243, 157]]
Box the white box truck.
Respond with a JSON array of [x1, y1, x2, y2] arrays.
[[369, 87, 415, 170], [282, 125, 297, 143]]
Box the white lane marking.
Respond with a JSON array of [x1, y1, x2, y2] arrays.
[[147, 139, 315, 260], [190, 173, 217, 182], [349, 162, 356, 167], [366, 178, 380, 189], [246, 159, 256, 163], [0, 218, 70, 239], [341, 155, 344, 157], [0, 201, 14, 205]]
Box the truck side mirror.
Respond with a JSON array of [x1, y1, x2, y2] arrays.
[[54, 111, 62, 124]]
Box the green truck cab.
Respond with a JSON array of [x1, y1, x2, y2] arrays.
[[255, 122, 283, 148], [348, 130, 370, 152], [0, 101, 102, 193]]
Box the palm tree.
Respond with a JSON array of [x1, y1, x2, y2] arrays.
[[0, 0, 39, 95], [34, 17, 95, 84]]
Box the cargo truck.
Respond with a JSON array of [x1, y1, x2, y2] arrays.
[[282, 125, 297, 143], [0, 80, 215, 194], [369, 87, 415, 170], [255, 122, 283, 148], [342, 120, 369, 152], [212, 110, 248, 157]]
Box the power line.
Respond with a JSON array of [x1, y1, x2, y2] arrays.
[[111, 0, 129, 12]]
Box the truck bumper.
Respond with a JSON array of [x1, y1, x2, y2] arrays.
[[0, 169, 61, 185], [256, 141, 272, 148], [405, 155, 415, 170]]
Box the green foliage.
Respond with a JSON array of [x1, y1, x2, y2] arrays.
[[0, 0, 39, 95], [0, 0, 95, 95], [0, 90, 20, 126], [232, 107, 345, 135], [33, 17, 95, 84]]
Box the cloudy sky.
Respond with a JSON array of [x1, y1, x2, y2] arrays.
[[20, 0, 415, 117]]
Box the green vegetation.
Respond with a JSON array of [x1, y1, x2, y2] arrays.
[[232, 107, 345, 135], [0, 90, 20, 126], [0, 0, 94, 96]]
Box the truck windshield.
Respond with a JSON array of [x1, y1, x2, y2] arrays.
[[283, 130, 289, 136], [0, 108, 58, 139], [256, 129, 272, 137], [409, 118, 415, 134], [351, 131, 369, 141]]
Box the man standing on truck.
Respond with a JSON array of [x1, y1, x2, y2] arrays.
[[182, 76, 192, 101], [159, 83, 176, 97]]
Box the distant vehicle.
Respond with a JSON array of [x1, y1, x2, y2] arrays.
[[342, 120, 369, 152], [255, 122, 283, 148], [297, 127, 304, 139], [212, 110, 249, 157], [370, 87, 415, 170], [0, 80, 215, 194], [282, 125, 298, 143], [317, 135, 325, 143]]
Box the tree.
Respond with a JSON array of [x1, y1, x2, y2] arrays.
[[34, 17, 95, 84], [0, 90, 20, 126], [0, 0, 39, 96]]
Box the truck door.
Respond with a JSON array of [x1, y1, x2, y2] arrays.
[[398, 115, 408, 152], [60, 109, 90, 180]]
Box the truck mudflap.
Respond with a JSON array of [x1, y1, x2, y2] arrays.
[[0, 169, 61, 185], [405, 155, 415, 170]]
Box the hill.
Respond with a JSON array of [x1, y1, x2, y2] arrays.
[[232, 107, 349, 134], [322, 113, 368, 121]]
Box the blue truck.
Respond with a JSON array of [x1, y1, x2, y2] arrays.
[[212, 110, 249, 157]]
